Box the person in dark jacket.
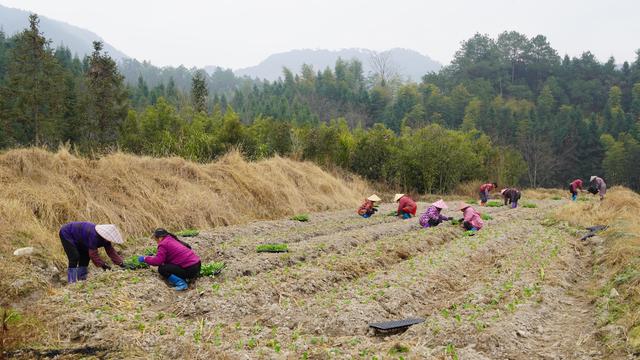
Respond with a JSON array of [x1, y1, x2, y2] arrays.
[[138, 228, 201, 291], [59, 222, 125, 283], [501, 188, 521, 208], [590, 176, 607, 200]]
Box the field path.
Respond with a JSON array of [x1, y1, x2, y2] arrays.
[[9, 198, 610, 359]]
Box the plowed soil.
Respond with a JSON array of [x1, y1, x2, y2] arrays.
[[6, 199, 612, 359]]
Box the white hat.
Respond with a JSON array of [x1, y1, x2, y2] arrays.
[[590, 176, 596, 182], [367, 194, 382, 202], [432, 199, 448, 209], [393, 194, 405, 202], [95, 224, 124, 244], [500, 188, 507, 195]]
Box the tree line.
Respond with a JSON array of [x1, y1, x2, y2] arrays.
[[1, 15, 639, 191]]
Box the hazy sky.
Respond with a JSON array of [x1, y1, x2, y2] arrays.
[[2, 0, 639, 69]]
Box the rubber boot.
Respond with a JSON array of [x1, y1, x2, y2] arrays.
[[167, 274, 188, 291], [571, 194, 577, 201], [77, 267, 88, 281], [511, 202, 517, 209], [67, 267, 78, 284]]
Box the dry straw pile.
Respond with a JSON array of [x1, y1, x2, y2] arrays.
[[0, 147, 368, 301], [554, 186, 640, 351]]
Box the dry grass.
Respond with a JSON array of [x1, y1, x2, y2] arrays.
[[553, 186, 640, 351], [523, 188, 567, 200], [453, 180, 483, 198], [0, 147, 369, 304]]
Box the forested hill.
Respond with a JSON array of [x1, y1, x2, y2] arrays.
[[0, 4, 127, 60], [232, 48, 442, 81], [1, 14, 639, 192]]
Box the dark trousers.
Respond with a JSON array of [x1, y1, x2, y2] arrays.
[[60, 232, 90, 268], [428, 219, 442, 227], [479, 191, 488, 203], [463, 221, 475, 230], [159, 262, 201, 280]]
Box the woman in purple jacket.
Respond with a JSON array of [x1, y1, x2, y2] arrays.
[[138, 228, 201, 291], [59, 222, 125, 284]]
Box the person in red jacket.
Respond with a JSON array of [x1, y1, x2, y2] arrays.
[[569, 179, 583, 201], [479, 182, 498, 206], [394, 193, 417, 219]]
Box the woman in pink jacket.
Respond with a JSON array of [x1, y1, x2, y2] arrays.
[[459, 203, 484, 234], [138, 228, 201, 291]]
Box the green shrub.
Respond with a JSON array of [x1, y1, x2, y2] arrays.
[[523, 203, 537, 208], [199, 262, 225, 277], [124, 255, 148, 269], [256, 243, 289, 253], [291, 214, 309, 222], [480, 213, 493, 221], [176, 229, 199, 237], [486, 201, 502, 207]]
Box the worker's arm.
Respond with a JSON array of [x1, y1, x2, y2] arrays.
[[88, 248, 108, 268], [104, 243, 123, 266], [143, 244, 167, 266]]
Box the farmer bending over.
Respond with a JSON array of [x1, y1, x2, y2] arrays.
[[569, 179, 583, 201], [59, 222, 125, 284], [479, 182, 498, 206], [357, 194, 381, 218], [501, 188, 521, 208], [419, 199, 451, 228], [394, 194, 417, 219], [138, 228, 201, 291], [458, 204, 484, 234], [589, 176, 607, 201]]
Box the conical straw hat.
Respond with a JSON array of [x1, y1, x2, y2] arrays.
[[95, 224, 124, 244], [393, 194, 405, 202], [432, 199, 448, 209], [367, 194, 382, 202]]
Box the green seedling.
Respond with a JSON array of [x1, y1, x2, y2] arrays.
[[450, 218, 461, 225], [523, 203, 537, 208], [176, 229, 199, 237], [143, 247, 157, 256], [388, 343, 410, 355], [291, 214, 309, 222], [486, 201, 502, 207], [551, 196, 562, 200], [124, 255, 148, 269], [445, 343, 459, 360], [386, 211, 397, 217], [200, 262, 225, 277], [480, 213, 493, 221], [464, 230, 477, 237], [256, 243, 289, 253], [466, 199, 477, 204]]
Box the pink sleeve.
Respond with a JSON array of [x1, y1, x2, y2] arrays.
[[144, 244, 167, 266]]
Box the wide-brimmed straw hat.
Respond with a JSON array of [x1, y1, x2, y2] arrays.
[[590, 176, 596, 182], [459, 203, 471, 211], [393, 194, 405, 202], [432, 199, 448, 209], [367, 194, 382, 202], [95, 224, 124, 244]]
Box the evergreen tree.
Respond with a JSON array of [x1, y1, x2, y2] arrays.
[[84, 41, 128, 147], [191, 70, 208, 113]]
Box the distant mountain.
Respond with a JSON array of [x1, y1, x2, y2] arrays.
[[0, 4, 128, 60], [233, 48, 442, 81]]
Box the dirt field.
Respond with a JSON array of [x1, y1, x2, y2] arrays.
[[4, 197, 625, 359]]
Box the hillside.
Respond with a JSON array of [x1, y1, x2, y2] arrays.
[[233, 48, 442, 81], [0, 4, 128, 60]]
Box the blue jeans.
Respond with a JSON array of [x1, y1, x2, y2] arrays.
[[401, 212, 412, 219]]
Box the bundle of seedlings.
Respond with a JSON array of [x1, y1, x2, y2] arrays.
[[199, 262, 225, 277], [256, 243, 289, 253], [290, 214, 309, 222]]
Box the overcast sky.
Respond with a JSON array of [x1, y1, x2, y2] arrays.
[[2, 0, 639, 69]]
